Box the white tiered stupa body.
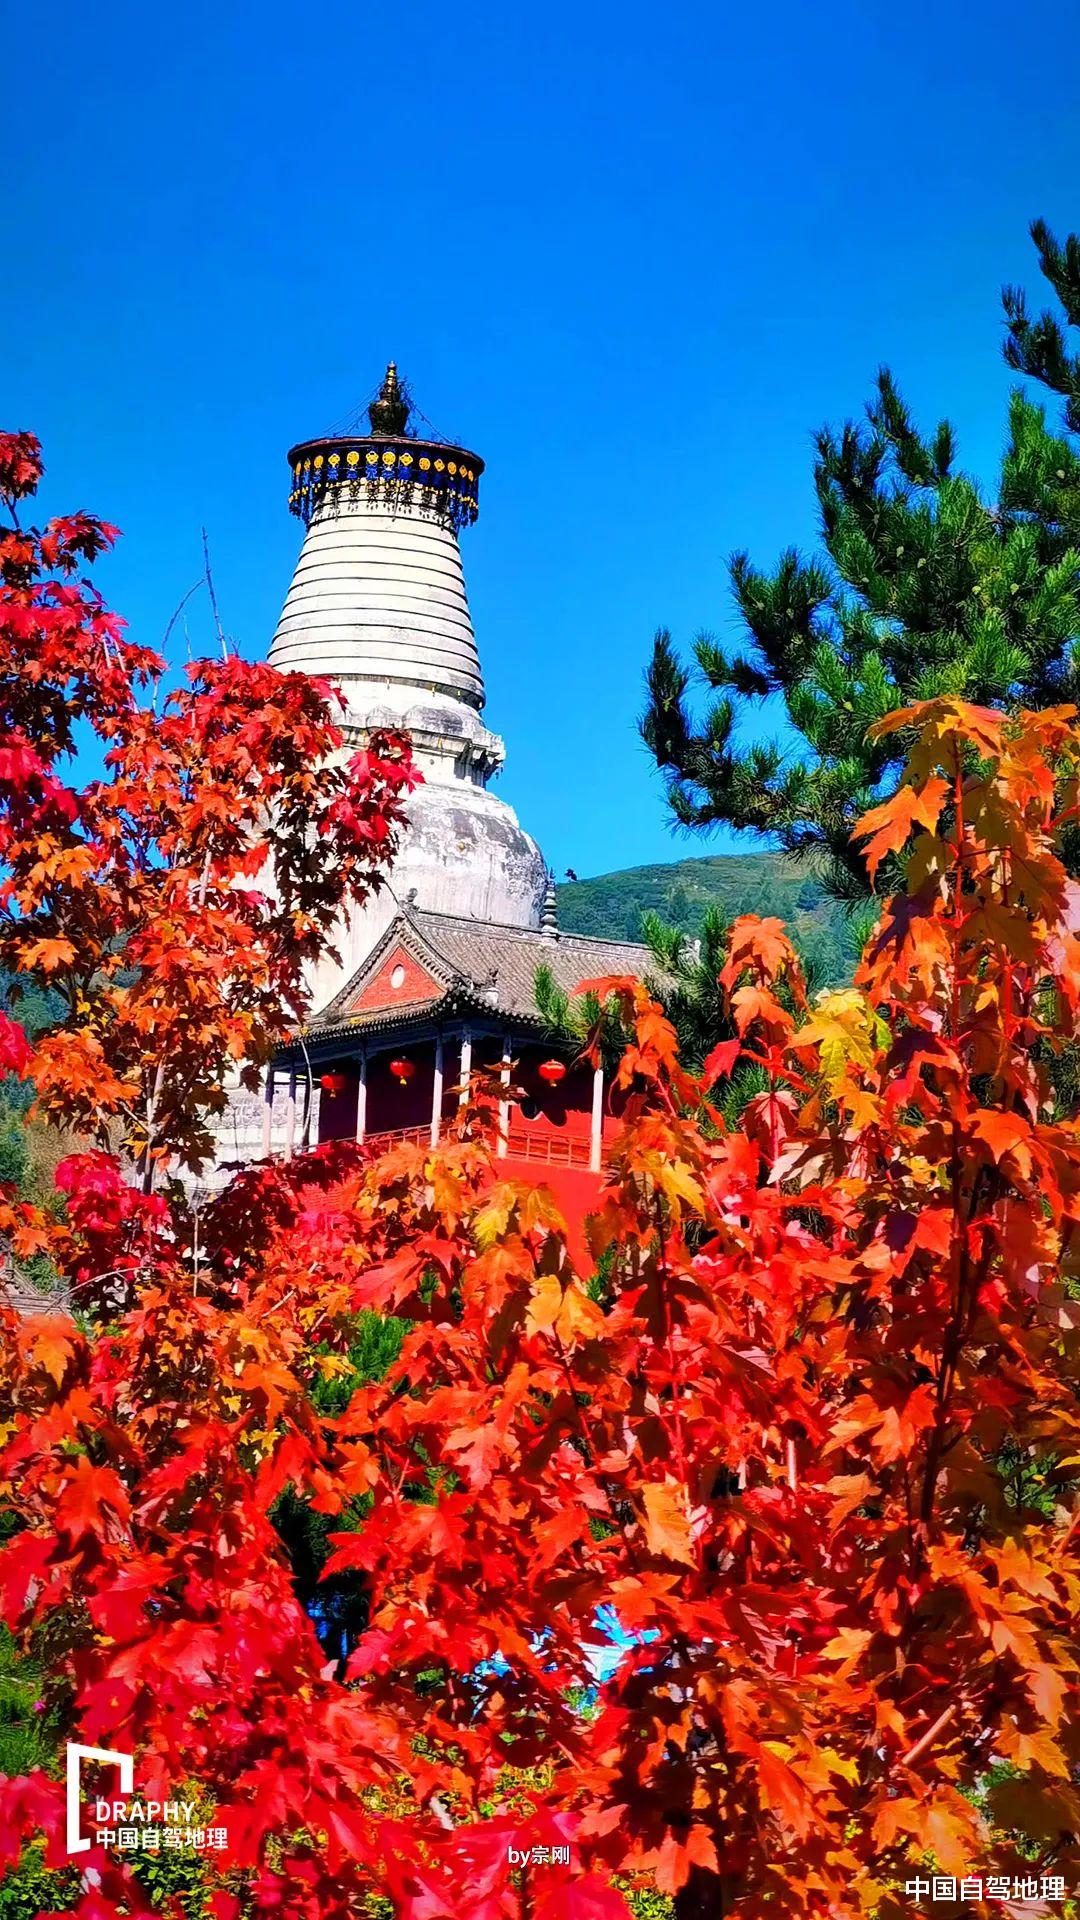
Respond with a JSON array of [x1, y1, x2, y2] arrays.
[[269, 484, 485, 709], [269, 365, 547, 1015]]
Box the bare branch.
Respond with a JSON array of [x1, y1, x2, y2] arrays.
[[201, 528, 230, 663], [162, 579, 203, 657]]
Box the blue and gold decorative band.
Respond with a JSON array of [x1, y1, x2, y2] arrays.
[[286, 436, 483, 531]]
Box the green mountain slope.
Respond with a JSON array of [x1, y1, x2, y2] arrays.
[[556, 853, 854, 984]]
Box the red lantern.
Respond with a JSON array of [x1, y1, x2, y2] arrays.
[[389, 1057, 415, 1085], [538, 1058, 567, 1085], [319, 1071, 347, 1095]]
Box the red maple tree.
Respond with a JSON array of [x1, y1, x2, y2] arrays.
[[2, 437, 1080, 1919]]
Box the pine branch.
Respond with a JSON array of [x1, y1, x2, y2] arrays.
[[640, 215, 1080, 902]]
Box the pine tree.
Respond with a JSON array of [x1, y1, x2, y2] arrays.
[[639, 906, 731, 1070], [642, 219, 1080, 897]]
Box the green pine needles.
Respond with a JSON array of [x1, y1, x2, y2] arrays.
[[642, 219, 1080, 898]]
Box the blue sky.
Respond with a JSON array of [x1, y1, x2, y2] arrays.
[[7, 0, 1080, 880]]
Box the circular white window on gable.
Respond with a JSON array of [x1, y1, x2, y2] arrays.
[[390, 964, 406, 989]]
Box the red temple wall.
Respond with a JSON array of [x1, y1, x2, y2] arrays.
[[309, 1040, 609, 1261], [350, 945, 441, 1014], [314, 1037, 626, 1158]]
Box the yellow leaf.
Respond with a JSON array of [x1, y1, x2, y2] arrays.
[[517, 1184, 566, 1234], [314, 1353, 353, 1382], [474, 1188, 517, 1250], [655, 1157, 705, 1215], [525, 1271, 562, 1337], [641, 1479, 696, 1566], [819, 1746, 860, 1785], [825, 1473, 875, 1529], [796, 987, 884, 1084], [820, 1626, 873, 1667], [555, 1283, 606, 1345]]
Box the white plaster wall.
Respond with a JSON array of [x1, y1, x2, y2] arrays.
[[205, 1080, 311, 1187], [302, 777, 548, 1014]]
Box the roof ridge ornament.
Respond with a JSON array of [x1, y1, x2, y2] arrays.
[[368, 361, 411, 438], [539, 872, 559, 940]]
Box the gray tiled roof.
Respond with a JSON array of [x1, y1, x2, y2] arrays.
[[309, 907, 654, 1035], [412, 909, 654, 1013]]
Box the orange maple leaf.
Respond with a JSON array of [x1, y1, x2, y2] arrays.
[[854, 776, 950, 882], [20, 1316, 76, 1386], [17, 935, 77, 972], [640, 1480, 696, 1566]]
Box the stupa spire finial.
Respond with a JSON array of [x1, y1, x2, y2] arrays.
[[368, 361, 411, 437]]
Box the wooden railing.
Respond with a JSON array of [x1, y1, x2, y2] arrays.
[[364, 1123, 604, 1170], [503, 1127, 594, 1168], [364, 1124, 431, 1150]]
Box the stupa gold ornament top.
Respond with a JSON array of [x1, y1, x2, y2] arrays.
[[287, 362, 484, 531]]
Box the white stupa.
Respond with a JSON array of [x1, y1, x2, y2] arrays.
[[213, 365, 652, 1178], [269, 363, 547, 1012]]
